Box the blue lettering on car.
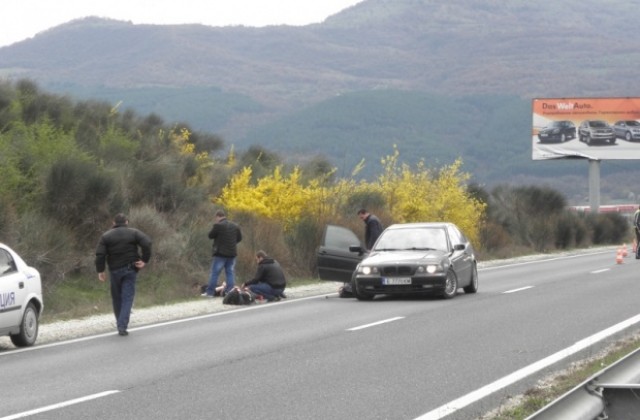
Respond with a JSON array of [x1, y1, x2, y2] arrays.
[[0, 292, 16, 310]]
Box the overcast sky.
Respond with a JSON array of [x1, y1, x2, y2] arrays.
[[1, 0, 364, 47]]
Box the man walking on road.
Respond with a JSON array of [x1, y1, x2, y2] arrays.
[[95, 213, 152, 336]]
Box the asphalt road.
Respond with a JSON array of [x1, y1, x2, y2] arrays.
[[2, 248, 639, 420]]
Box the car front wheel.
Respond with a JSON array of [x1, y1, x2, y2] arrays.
[[626, 132, 632, 142], [353, 281, 375, 301], [10, 302, 39, 347], [442, 269, 458, 299]]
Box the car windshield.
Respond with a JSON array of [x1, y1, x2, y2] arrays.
[[625, 121, 640, 126], [373, 227, 448, 252], [589, 121, 607, 128]]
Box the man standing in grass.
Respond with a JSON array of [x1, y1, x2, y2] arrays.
[[202, 209, 242, 297]]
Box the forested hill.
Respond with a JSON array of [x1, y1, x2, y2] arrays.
[[1, 0, 640, 201]]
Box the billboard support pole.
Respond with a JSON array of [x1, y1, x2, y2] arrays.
[[589, 159, 600, 213]]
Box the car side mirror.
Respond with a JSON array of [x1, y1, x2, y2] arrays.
[[453, 244, 466, 251], [349, 245, 365, 255]]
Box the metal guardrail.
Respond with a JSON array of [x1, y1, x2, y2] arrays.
[[526, 347, 640, 419]]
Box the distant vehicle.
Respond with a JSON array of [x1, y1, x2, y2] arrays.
[[613, 120, 640, 142], [578, 120, 616, 145], [537, 120, 576, 143], [317, 222, 478, 301], [0, 243, 43, 347]]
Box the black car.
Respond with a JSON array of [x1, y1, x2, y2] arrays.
[[578, 120, 616, 145], [613, 120, 640, 142], [316, 222, 478, 300], [537, 120, 576, 143]]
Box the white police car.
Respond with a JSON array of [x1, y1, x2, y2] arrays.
[[0, 243, 43, 347]]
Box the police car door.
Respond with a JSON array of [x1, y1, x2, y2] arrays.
[[0, 248, 26, 331]]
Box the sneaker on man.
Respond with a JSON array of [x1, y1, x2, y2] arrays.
[[200, 293, 214, 298]]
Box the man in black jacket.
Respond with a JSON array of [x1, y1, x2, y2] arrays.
[[243, 250, 286, 302], [202, 210, 242, 297], [95, 213, 152, 336], [357, 208, 384, 251]]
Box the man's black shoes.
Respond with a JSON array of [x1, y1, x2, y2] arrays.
[[118, 330, 129, 336]]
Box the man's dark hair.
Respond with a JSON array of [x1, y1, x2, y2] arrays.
[[215, 210, 226, 218], [357, 209, 367, 215], [256, 250, 267, 259], [114, 213, 128, 224]]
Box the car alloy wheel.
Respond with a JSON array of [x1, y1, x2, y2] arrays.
[[442, 269, 458, 299]]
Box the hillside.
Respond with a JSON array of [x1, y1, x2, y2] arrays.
[[1, 0, 640, 201]]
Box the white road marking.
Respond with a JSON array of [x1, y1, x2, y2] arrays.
[[1, 390, 120, 420], [347, 317, 405, 331], [480, 250, 612, 271], [413, 312, 640, 420], [591, 268, 610, 274], [503, 286, 534, 294]]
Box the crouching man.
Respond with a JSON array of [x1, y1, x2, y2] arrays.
[[243, 250, 286, 302]]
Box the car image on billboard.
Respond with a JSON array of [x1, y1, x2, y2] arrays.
[[613, 120, 640, 142], [532, 98, 640, 160]]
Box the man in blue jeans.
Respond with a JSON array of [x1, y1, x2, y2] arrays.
[[243, 250, 287, 302], [95, 213, 152, 336], [202, 210, 242, 297]]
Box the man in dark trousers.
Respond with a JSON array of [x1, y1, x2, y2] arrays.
[[202, 209, 242, 297], [95, 213, 152, 336], [243, 250, 287, 302], [357, 208, 384, 251]]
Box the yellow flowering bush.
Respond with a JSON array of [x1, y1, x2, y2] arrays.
[[216, 147, 485, 244]]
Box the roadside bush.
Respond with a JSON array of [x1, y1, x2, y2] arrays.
[[44, 158, 114, 238], [587, 213, 629, 245], [555, 213, 578, 249], [345, 190, 386, 215], [15, 210, 80, 290], [480, 220, 512, 252]]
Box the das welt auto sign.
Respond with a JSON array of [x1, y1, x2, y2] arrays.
[[532, 97, 640, 160]]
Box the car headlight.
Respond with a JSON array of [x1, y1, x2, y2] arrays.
[[426, 265, 439, 274], [415, 265, 441, 274], [359, 266, 378, 275]]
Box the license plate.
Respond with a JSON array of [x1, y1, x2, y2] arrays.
[[383, 277, 412, 285]]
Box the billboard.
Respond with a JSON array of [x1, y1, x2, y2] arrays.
[[532, 97, 640, 160]]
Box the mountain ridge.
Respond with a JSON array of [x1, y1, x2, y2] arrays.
[[1, 0, 640, 201]]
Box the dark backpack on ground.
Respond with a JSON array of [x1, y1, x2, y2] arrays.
[[223, 287, 256, 305]]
